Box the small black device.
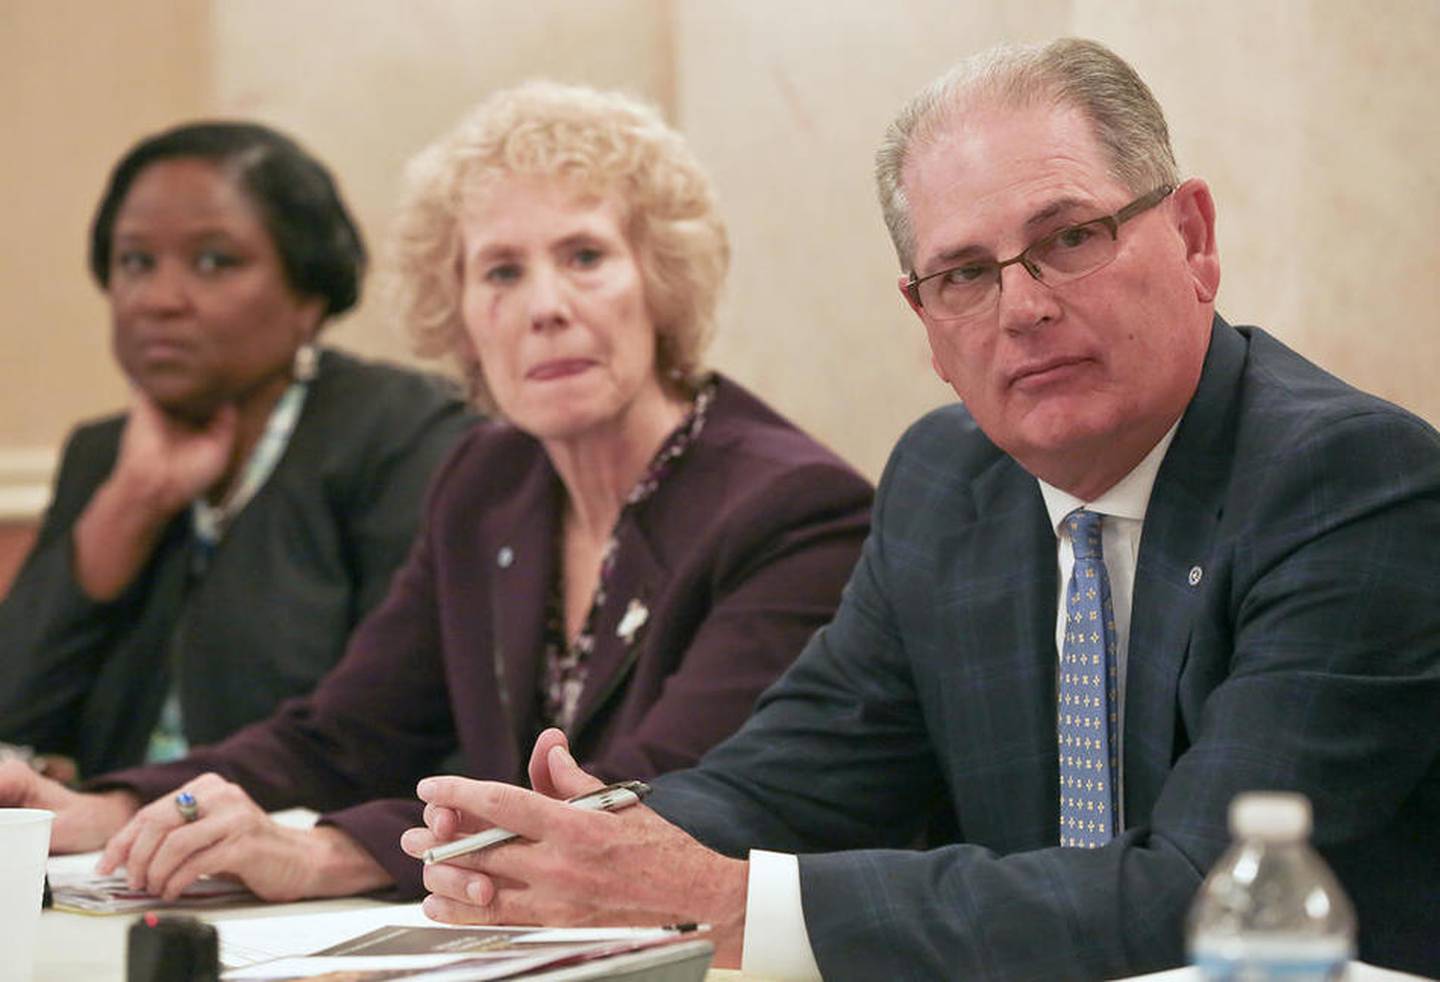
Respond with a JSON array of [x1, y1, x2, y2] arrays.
[[126, 913, 220, 982]]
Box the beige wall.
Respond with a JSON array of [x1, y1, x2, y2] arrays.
[[676, 0, 1440, 475], [1, 0, 211, 488], [675, 1, 1070, 474], [3, 0, 1437, 504], [208, 0, 674, 363], [1081, 1, 1440, 443]]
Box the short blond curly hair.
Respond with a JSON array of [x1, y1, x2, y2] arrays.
[[389, 81, 729, 411]]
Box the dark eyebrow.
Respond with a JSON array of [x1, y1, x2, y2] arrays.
[[112, 224, 242, 243]]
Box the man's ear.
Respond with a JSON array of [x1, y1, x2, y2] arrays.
[[898, 275, 951, 384], [898, 273, 923, 316], [1172, 178, 1221, 303]]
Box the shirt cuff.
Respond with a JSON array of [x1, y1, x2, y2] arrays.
[[741, 849, 823, 981]]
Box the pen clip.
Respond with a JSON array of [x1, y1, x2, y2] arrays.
[[567, 780, 651, 807]]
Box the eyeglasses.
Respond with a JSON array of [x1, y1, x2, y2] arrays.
[[905, 185, 1174, 321]]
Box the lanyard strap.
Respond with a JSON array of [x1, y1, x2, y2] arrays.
[[191, 379, 309, 548]]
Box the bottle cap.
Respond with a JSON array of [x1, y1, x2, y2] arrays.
[[1228, 791, 1312, 841]]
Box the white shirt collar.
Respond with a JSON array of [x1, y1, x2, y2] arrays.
[[1036, 421, 1180, 534]]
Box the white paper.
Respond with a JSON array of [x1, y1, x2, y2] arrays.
[[224, 954, 469, 979], [216, 906, 706, 981], [218, 903, 437, 967], [514, 927, 678, 944]]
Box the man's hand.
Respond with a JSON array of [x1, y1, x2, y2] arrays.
[[96, 773, 391, 902], [0, 759, 138, 852], [401, 730, 749, 968]]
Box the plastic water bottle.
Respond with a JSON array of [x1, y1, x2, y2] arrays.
[[1187, 792, 1356, 981]]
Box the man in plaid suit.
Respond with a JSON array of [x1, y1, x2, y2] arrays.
[[405, 38, 1440, 981]]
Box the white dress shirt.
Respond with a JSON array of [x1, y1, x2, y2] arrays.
[[740, 425, 1179, 980]]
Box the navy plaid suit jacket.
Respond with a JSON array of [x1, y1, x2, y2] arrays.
[[650, 317, 1440, 980]]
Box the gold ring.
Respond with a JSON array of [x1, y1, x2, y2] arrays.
[[174, 790, 199, 823]]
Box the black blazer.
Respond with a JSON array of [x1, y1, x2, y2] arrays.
[[651, 318, 1440, 979], [0, 349, 474, 776]]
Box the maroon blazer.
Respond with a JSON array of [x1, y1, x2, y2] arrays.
[[98, 375, 872, 895]]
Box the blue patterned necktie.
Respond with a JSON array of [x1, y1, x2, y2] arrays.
[[1058, 508, 1119, 847]]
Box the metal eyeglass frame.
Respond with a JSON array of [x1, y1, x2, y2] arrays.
[[905, 184, 1176, 319]]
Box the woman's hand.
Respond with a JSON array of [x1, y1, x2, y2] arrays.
[[0, 759, 138, 852], [96, 773, 391, 902], [111, 390, 238, 516], [71, 391, 237, 600]]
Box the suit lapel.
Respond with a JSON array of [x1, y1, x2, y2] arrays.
[[568, 505, 668, 739], [565, 383, 737, 740], [487, 458, 560, 754], [960, 455, 1061, 848], [1124, 316, 1245, 824]]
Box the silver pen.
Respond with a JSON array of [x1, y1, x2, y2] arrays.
[[422, 780, 652, 865]]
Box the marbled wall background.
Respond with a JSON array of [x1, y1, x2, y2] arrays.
[[4, 0, 1436, 504]]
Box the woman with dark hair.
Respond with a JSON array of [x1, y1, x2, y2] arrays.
[[0, 121, 473, 779]]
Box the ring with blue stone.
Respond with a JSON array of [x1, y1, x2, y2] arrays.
[[174, 790, 200, 823]]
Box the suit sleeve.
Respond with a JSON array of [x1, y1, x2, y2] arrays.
[[583, 459, 874, 785], [333, 385, 473, 622], [647, 447, 946, 856], [652, 409, 1440, 981], [90, 462, 462, 889], [0, 424, 167, 756]]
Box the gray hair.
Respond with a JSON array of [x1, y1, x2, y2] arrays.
[[875, 38, 1180, 269]]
